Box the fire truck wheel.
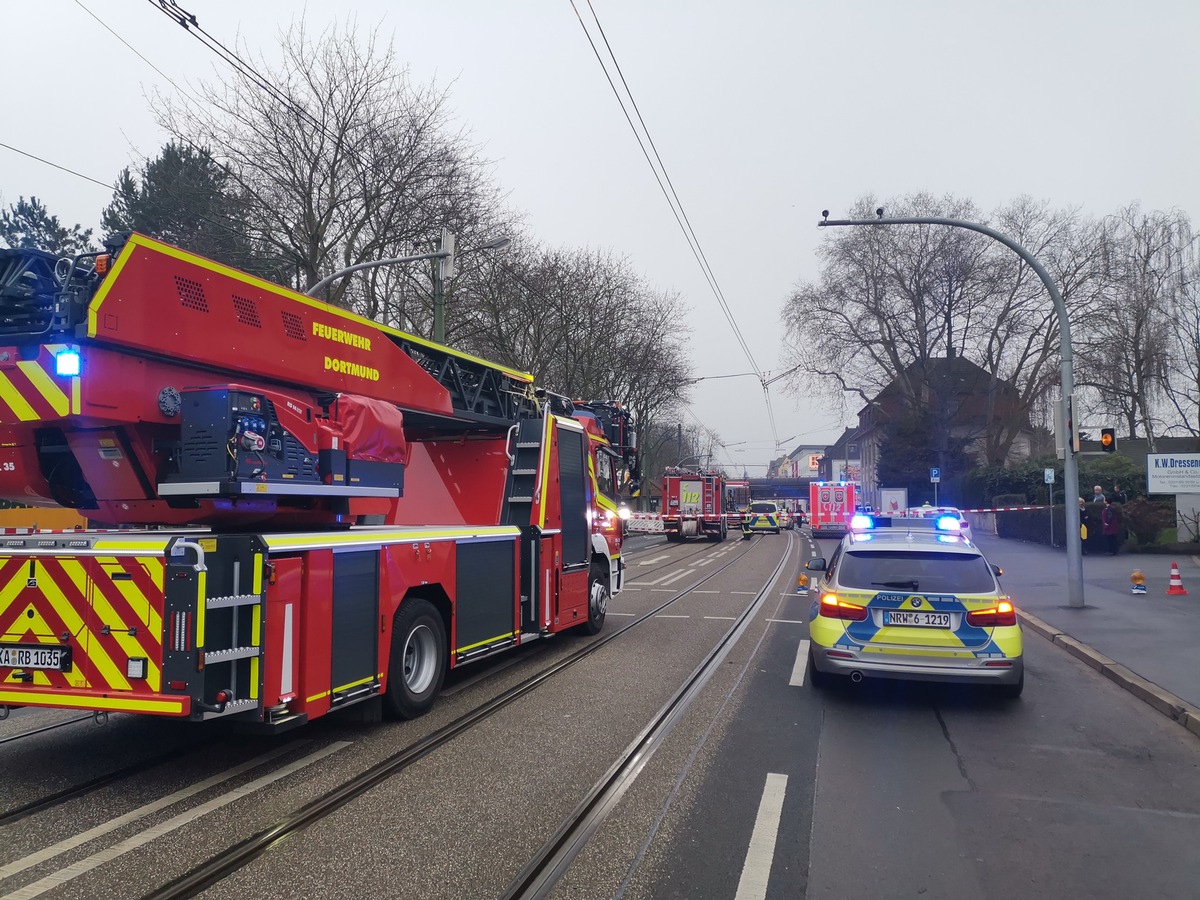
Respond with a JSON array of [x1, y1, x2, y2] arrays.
[[582, 561, 609, 635], [384, 598, 447, 719]]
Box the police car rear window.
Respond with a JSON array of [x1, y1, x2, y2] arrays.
[[749, 502, 776, 513], [838, 550, 996, 594]]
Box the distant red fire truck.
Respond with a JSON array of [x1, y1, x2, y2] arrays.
[[661, 468, 729, 542]]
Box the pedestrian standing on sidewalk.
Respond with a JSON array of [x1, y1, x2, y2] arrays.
[[1078, 497, 1092, 554], [1092, 485, 1105, 504], [1111, 482, 1128, 505], [1101, 499, 1122, 555]]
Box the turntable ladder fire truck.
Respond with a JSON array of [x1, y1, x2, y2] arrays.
[[0, 233, 636, 729], [660, 467, 728, 542]]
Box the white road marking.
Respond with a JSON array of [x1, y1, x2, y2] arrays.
[[658, 569, 695, 586], [735, 772, 788, 900], [2, 742, 350, 900], [651, 589, 679, 593], [0, 742, 305, 880], [692, 590, 719, 594], [609, 611, 637, 616], [638, 555, 671, 566], [767, 619, 806, 624], [731, 591, 757, 595], [704, 615, 738, 620], [622, 587, 641, 591], [627, 570, 682, 586], [789, 639, 811, 686], [654, 614, 690, 619]]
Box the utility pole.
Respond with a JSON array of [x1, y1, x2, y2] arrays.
[[432, 228, 455, 345]]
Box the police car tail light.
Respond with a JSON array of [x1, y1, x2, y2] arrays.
[[819, 593, 868, 621], [967, 600, 1016, 627]]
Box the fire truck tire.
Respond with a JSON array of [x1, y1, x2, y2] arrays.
[[384, 598, 447, 720], [581, 561, 609, 635]]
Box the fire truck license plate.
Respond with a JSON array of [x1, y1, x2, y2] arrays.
[[884, 611, 951, 628], [0, 644, 68, 670]]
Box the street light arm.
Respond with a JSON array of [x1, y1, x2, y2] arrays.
[[818, 212, 1084, 608], [305, 250, 449, 297]]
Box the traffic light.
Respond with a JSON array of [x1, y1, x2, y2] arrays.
[[1100, 428, 1116, 453]]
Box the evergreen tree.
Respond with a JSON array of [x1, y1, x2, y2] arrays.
[[102, 142, 281, 280], [0, 196, 94, 255]]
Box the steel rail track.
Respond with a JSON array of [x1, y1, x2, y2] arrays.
[[0, 744, 205, 827], [500, 532, 797, 899], [0, 713, 92, 747], [142, 532, 787, 900]]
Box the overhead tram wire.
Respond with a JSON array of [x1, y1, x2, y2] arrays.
[[568, 1, 759, 378], [0, 142, 110, 191], [147, 0, 361, 163]]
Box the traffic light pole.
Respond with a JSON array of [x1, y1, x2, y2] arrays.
[[819, 212, 1086, 608]]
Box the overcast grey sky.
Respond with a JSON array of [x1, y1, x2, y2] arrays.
[[4, 0, 1199, 473]]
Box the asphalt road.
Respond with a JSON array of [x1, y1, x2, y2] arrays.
[[3, 529, 1199, 900]]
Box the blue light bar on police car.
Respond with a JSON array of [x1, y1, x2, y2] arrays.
[[54, 349, 81, 377], [934, 514, 961, 532], [849, 514, 874, 531]]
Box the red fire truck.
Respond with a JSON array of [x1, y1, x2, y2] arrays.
[[660, 468, 728, 542], [808, 481, 857, 538], [0, 233, 637, 729]]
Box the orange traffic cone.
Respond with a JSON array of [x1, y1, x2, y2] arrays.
[[1167, 561, 1189, 595]]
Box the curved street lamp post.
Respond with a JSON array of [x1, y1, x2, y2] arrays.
[[306, 230, 511, 345], [818, 212, 1085, 609]]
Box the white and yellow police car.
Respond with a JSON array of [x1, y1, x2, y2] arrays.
[[804, 513, 1023, 697], [743, 501, 782, 535]]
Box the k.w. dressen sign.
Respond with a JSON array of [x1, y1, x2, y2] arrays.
[[1146, 454, 1200, 493]]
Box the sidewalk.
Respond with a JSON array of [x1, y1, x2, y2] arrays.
[[973, 533, 1200, 734]]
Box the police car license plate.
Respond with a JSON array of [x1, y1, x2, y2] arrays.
[[884, 611, 951, 628], [0, 644, 68, 670]]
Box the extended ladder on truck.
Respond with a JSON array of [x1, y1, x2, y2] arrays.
[[0, 234, 629, 729]]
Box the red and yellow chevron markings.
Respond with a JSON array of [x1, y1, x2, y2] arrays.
[[0, 553, 167, 706], [0, 344, 80, 424]]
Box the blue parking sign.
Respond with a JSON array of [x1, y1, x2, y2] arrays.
[[930, 467, 941, 482]]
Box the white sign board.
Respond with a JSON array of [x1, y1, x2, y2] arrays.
[[1044, 467, 1055, 484], [1146, 453, 1200, 493], [880, 488, 908, 515]]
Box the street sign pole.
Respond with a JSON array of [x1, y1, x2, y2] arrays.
[[930, 467, 941, 506]]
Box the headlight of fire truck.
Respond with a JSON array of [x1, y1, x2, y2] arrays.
[[617, 505, 632, 520]]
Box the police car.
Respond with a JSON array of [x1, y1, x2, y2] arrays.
[[743, 501, 782, 534], [803, 513, 1023, 697]]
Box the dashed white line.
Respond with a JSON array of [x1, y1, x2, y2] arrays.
[[654, 614, 690, 619], [609, 611, 637, 616], [789, 639, 811, 686], [731, 591, 757, 595], [704, 615, 738, 620], [4, 742, 351, 900], [767, 619, 806, 624], [692, 590, 719, 594], [734, 772, 788, 900], [637, 554, 671, 566], [658, 569, 695, 586]]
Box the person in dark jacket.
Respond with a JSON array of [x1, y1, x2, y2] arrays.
[[1101, 499, 1122, 555], [1111, 483, 1129, 505]]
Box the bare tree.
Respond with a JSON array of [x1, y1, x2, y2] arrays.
[[154, 19, 510, 322], [1074, 205, 1192, 448]]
